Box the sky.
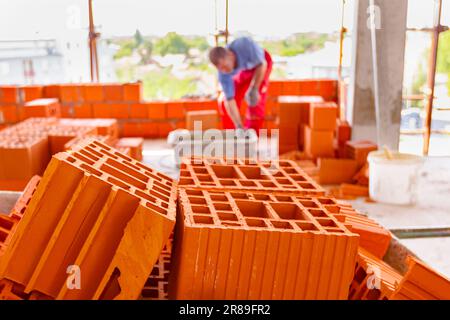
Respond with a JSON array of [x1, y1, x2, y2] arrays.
[[0, 0, 449, 40]]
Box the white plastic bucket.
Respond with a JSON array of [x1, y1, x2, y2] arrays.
[[367, 150, 424, 205]]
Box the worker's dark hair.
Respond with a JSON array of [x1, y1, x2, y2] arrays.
[[209, 47, 227, 66]]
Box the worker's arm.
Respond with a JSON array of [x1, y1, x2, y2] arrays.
[[245, 61, 267, 107], [224, 98, 244, 129], [251, 60, 267, 90]]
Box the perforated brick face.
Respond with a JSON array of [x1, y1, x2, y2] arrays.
[[179, 157, 325, 196], [180, 189, 352, 234]]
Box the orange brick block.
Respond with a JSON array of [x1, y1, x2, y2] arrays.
[[130, 103, 148, 119], [186, 110, 218, 130], [81, 84, 104, 102], [22, 99, 61, 119], [0, 140, 177, 300], [317, 158, 359, 185], [59, 85, 80, 103], [179, 157, 325, 196], [109, 103, 129, 119], [310, 102, 338, 130], [147, 102, 167, 120], [0, 105, 19, 123], [167, 101, 185, 119], [73, 103, 93, 118], [304, 125, 334, 158], [169, 189, 359, 299], [340, 183, 369, 197], [103, 84, 124, 101], [336, 119, 352, 145], [115, 137, 144, 161], [348, 248, 402, 300], [92, 103, 112, 118], [0, 86, 19, 104], [123, 82, 142, 102], [43, 85, 61, 99], [20, 86, 43, 103], [345, 140, 378, 168], [0, 135, 50, 181], [391, 256, 450, 300], [9, 175, 41, 221]]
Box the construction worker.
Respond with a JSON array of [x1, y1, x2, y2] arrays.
[[209, 37, 273, 133]]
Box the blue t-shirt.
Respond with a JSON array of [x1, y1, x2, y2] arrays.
[[219, 37, 265, 100]]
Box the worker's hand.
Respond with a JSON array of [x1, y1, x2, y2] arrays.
[[245, 86, 260, 107]]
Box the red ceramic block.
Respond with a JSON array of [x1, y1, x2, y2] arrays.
[[73, 103, 93, 118], [345, 140, 378, 168], [129, 103, 148, 119], [304, 125, 335, 159], [178, 157, 325, 196], [391, 256, 450, 300], [22, 98, 61, 119], [267, 80, 283, 96], [43, 85, 61, 99], [103, 84, 124, 102], [20, 86, 43, 102], [147, 102, 167, 120], [348, 248, 402, 300], [166, 101, 185, 119], [123, 82, 142, 102], [81, 84, 104, 102], [336, 119, 352, 145], [0, 86, 20, 104], [9, 175, 41, 221], [158, 122, 175, 138], [110, 103, 129, 119], [0, 105, 19, 123], [0, 140, 178, 300], [92, 103, 112, 118], [309, 102, 338, 130], [59, 85, 80, 103], [169, 188, 359, 299]]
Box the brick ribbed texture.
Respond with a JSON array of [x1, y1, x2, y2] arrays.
[[0, 140, 177, 300], [169, 188, 359, 299]]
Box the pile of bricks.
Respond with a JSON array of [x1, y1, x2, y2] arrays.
[[0, 117, 122, 190], [1, 145, 449, 300], [0, 79, 340, 139], [0, 140, 177, 300]]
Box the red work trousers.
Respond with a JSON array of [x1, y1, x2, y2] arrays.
[[218, 50, 273, 133]]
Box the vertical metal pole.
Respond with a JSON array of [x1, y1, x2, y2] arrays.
[[423, 0, 442, 155], [225, 0, 229, 44], [88, 0, 99, 82], [338, 0, 346, 120]]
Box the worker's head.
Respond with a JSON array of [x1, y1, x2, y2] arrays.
[[209, 47, 235, 73]]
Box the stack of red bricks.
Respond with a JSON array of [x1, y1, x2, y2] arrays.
[[0, 83, 219, 138], [0, 140, 178, 300], [169, 157, 360, 299], [1, 79, 340, 137], [0, 117, 148, 191]]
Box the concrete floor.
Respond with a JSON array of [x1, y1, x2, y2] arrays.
[[142, 139, 450, 278]]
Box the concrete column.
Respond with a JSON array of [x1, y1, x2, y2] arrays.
[[347, 0, 408, 150]]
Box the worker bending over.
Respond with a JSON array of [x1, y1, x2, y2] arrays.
[[209, 37, 273, 133]]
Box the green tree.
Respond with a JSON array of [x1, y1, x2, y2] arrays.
[[134, 29, 144, 47], [154, 32, 190, 56], [138, 40, 154, 64], [437, 31, 450, 92], [113, 39, 135, 59]]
